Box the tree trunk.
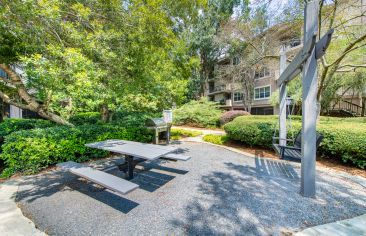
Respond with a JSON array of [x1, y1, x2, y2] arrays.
[[362, 97, 366, 117], [37, 108, 73, 126], [100, 104, 110, 123], [0, 64, 72, 126]]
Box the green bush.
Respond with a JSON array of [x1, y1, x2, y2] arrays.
[[69, 112, 101, 125], [170, 128, 202, 140], [224, 116, 366, 168], [219, 110, 250, 125], [0, 119, 54, 142], [111, 111, 158, 128], [69, 111, 159, 127], [173, 98, 222, 128], [0, 125, 153, 176], [203, 134, 229, 145]]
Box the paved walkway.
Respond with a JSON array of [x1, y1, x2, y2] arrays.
[[0, 179, 46, 236], [296, 214, 366, 236]]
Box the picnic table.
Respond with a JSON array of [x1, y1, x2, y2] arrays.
[[86, 140, 179, 179]]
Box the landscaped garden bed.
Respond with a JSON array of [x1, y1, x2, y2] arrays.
[[0, 112, 158, 177]]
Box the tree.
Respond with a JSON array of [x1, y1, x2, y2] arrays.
[[213, 3, 302, 111], [188, 0, 250, 97], [317, 0, 366, 112], [0, 0, 199, 124]]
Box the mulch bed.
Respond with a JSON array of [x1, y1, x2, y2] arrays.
[[224, 140, 366, 178]]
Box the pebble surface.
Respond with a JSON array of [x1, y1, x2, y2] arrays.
[[16, 142, 366, 236]]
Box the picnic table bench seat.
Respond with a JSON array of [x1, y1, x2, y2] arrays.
[[57, 161, 139, 195], [162, 153, 191, 161]]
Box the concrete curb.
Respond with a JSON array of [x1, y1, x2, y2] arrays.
[[295, 214, 366, 236], [0, 179, 46, 236]]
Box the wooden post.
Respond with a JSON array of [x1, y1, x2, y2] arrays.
[[301, 0, 319, 198], [279, 46, 287, 146]]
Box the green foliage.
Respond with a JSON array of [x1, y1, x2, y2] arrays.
[[219, 110, 250, 125], [170, 128, 202, 140], [69, 112, 101, 125], [0, 125, 153, 177], [203, 134, 229, 145], [224, 116, 366, 168], [0, 119, 55, 139], [0, 0, 200, 121], [173, 98, 223, 127], [111, 111, 158, 128], [69, 111, 159, 127]]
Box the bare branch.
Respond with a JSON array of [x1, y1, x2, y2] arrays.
[[338, 64, 366, 69], [327, 33, 366, 68]]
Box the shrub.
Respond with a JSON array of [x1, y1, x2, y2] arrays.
[[69, 111, 159, 127], [0, 119, 54, 144], [224, 116, 366, 168], [0, 125, 153, 176], [111, 111, 159, 128], [219, 110, 250, 125], [170, 128, 202, 140], [69, 112, 101, 125], [203, 134, 229, 145], [173, 98, 222, 128]]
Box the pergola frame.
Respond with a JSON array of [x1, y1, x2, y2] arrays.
[[277, 0, 333, 198]]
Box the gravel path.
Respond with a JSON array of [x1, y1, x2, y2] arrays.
[[16, 142, 366, 236]]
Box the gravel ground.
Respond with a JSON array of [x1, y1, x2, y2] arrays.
[[16, 142, 366, 236]]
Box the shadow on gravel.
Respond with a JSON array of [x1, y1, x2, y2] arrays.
[[170, 157, 366, 235], [16, 171, 139, 214]]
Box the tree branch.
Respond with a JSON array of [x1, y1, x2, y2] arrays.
[[327, 33, 366, 68], [0, 90, 31, 110], [338, 64, 366, 69]]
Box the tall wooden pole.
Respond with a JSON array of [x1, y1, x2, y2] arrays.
[[301, 0, 319, 197], [279, 46, 287, 146]]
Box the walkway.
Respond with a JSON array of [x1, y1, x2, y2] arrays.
[[0, 179, 46, 236], [296, 214, 366, 236]]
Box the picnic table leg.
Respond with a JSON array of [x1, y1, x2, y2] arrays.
[[126, 155, 134, 180]]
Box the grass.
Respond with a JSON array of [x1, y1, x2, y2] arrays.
[[170, 128, 202, 140]]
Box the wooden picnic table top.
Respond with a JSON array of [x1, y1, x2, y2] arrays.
[[86, 139, 178, 161]]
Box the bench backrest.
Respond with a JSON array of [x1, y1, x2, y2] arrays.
[[294, 130, 324, 149]]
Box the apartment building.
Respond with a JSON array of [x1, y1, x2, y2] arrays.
[[206, 0, 365, 116], [205, 38, 302, 115]]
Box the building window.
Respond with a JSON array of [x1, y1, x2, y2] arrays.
[[233, 92, 243, 102], [254, 86, 271, 100], [254, 67, 270, 79]]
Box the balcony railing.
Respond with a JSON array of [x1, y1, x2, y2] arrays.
[[217, 99, 233, 107], [209, 84, 231, 94]]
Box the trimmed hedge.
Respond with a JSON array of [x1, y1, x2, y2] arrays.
[[173, 98, 222, 128], [0, 119, 55, 146], [0, 125, 153, 176], [219, 110, 250, 125], [69, 112, 101, 125], [224, 116, 366, 169], [69, 111, 158, 127], [111, 111, 158, 128]]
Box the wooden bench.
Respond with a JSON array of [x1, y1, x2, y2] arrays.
[[57, 161, 139, 195]]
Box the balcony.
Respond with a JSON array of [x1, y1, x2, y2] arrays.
[[208, 84, 231, 95], [217, 99, 233, 107]]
